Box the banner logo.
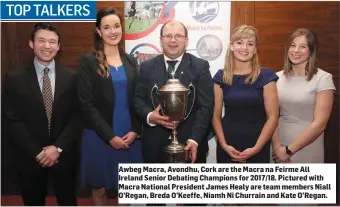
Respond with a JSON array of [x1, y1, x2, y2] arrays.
[[189, 2, 219, 23], [196, 34, 223, 61], [130, 43, 161, 65]]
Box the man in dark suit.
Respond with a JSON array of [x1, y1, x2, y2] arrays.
[[133, 20, 214, 164], [2, 22, 81, 205]]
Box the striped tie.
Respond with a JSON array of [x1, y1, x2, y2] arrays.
[[42, 67, 53, 134]]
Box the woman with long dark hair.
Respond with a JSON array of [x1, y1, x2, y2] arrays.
[[77, 8, 142, 205]]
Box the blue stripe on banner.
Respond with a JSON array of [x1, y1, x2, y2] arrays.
[[0, 1, 96, 21]]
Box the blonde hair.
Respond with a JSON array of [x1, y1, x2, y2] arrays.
[[223, 25, 261, 85], [283, 28, 317, 81]]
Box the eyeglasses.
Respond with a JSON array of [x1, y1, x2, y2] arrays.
[[162, 34, 186, 41]]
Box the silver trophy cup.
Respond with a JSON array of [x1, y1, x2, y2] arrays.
[[151, 76, 195, 163]]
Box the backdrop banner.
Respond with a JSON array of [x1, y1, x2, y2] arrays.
[[124, 1, 231, 163]]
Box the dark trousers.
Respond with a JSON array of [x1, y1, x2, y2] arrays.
[[18, 164, 77, 206]]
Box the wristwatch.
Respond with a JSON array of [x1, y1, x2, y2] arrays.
[[285, 145, 293, 155]]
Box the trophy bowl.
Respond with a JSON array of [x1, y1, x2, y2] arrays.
[[151, 78, 195, 163]]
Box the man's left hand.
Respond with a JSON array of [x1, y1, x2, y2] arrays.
[[37, 146, 60, 167], [184, 141, 197, 163]]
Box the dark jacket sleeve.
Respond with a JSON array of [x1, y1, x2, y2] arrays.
[[133, 61, 154, 123], [191, 60, 214, 144], [54, 70, 82, 151], [2, 72, 42, 158], [126, 54, 142, 134], [77, 54, 115, 142], [130, 98, 142, 134]]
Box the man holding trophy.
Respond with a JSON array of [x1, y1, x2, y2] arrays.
[[133, 20, 214, 164]]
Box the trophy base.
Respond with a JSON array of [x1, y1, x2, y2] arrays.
[[163, 143, 185, 163]]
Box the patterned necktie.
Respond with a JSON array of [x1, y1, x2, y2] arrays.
[[167, 60, 178, 79], [42, 67, 53, 134]]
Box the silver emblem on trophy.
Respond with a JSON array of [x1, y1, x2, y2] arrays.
[[151, 72, 195, 163]]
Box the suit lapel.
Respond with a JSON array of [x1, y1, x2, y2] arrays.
[[26, 63, 44, 104], [53, 64, 64, 108], [177, 53, 190, 83], [156, 55, 167, 86]]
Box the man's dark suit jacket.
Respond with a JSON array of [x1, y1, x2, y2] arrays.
[[2, 62, 81, 172], [77, 50, 141, 143], [133, 53, 214, 162]]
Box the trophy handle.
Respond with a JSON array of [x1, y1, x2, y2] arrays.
[[151, 83, 159, 109], [184, 83, 195, 120]]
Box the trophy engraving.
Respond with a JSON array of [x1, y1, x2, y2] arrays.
[[151, 77, 195, 163]]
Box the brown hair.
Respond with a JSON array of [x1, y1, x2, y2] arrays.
[[94, 51, 110, 77], [223, 25, 261, 85], [30, 22, 60, 43], [94, 8, 122, 78], [283, 28, 318, 81]]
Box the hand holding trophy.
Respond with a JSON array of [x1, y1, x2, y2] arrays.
[[151, 72, 195, 163]]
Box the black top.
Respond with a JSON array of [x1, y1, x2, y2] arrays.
[[77, 49, 142, 142]]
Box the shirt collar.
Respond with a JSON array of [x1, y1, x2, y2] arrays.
[[34, 57, 55, 74], [163, 54, 184, 66]]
